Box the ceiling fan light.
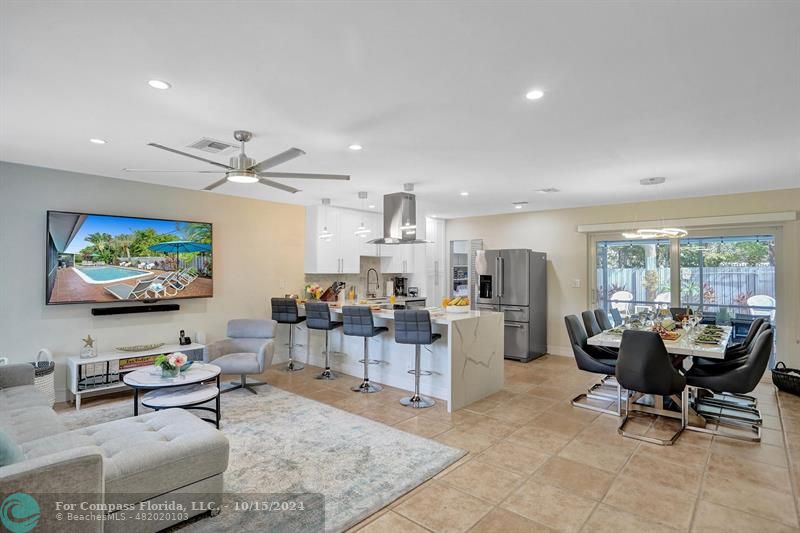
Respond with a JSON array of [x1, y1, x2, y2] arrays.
[[226, 171, 259, 184]]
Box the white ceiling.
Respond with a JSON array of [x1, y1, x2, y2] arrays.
[[1, 1, 798, 218]]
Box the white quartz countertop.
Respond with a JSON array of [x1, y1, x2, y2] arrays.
[[299, 304, 497, 325]]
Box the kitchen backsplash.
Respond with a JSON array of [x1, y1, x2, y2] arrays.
[[304, 256, 403, 299]]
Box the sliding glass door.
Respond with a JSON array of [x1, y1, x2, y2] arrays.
[[595, 239, 671, 317], [679, 235, 776, 324], [594, 232, 776, 328]]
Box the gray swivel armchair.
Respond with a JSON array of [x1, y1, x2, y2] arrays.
[[203, 319, 276, 394]]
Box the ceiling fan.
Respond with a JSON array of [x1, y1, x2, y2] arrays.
[[123, 130, 350, 193]]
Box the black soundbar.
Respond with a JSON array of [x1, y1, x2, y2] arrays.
[[91, 304, 180, 316]]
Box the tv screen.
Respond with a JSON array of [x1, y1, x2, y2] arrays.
[[46, 211, 213, 305]]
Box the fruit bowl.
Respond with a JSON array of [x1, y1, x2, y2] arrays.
[[446, 305, 471, 314]]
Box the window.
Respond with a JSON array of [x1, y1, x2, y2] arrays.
[[679, 235, 776, 324], [594, 233, 777, 326], [596, 239, 671, 316]]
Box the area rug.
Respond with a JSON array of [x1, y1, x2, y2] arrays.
[[59, 386, 465, 532]]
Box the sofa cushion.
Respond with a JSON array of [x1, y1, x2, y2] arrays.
[[0, 385, 53, 410], [0, 405, 66, 444], [213, 352, 262, 374], [0, 428, 23, 466], [21, 409, 229, 504]]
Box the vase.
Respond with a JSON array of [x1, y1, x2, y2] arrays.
[[161, 366, 179, 378]]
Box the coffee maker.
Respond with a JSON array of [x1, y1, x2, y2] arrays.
[[393, 276, 408, 297]]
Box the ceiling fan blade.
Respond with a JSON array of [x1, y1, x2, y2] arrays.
[[258, 171, 350, 181], [258, 178, 300, 194], [249, 147, 306, 173], [123, 168, 223, 173], [203, 177, 230, 191], [148, 143, 233, 170]]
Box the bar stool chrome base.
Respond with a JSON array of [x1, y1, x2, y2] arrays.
[[313, 329, 337, 380], [283, 322, 305, 372], [352, 380, 382, 393], [284, 360, 304, 372], [315, 368, 336, 380], [400, 394, 435, 408]]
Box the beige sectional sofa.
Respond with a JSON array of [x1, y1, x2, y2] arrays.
[[0, 363, 229, 532]]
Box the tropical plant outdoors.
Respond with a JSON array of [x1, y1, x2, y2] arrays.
[[76, 223, 212, 275]]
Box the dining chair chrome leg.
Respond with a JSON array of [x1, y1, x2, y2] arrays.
[[684, 386, 762, 442], [618, 389, 686, 446], [572, 378, 622, 416]]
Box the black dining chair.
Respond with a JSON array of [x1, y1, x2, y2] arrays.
[[693, 320, 769, 368], [685, 329, 773, 441], [615, 330, 687, 445], [594, 309, 614, 331], [610, 308, 623, 327], [564, 315, 620, 416], [582, 310, 603, 338]]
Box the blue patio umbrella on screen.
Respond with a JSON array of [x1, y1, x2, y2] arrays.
[[148, 241, 211, 270]]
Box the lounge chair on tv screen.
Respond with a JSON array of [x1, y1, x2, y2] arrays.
[[104, 279, 156, 300]]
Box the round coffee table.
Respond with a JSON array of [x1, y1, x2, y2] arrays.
[[123, 363, 222, 425]]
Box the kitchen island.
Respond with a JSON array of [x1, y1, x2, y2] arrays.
[[288, 306, 504, 412]]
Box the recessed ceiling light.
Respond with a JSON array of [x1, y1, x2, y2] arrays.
[[512, 201, 529, 210], [368, 204, 376, 209], [460, 191, 469, 196], [525, 89, 544, 100], [148, 79, 172, 90], [348, 144, 363, 151], [536, 187, 560, 194], [89, 138, 107, 144]]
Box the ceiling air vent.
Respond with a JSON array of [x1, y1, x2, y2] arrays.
[[187, 137, 238, 154]]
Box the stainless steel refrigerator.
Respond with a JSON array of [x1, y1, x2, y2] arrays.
[[476, 249, 547, 362]]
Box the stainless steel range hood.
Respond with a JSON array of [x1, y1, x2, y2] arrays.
[[368, 189, 428, 245]]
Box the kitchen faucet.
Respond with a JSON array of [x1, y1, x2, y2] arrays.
[[366, 268, 380, 298]]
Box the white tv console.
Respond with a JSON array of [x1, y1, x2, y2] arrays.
[[67, 343, 204, 410]]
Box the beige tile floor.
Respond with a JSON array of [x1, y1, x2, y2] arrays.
[[259, 356, 800, 533], [62, 355, 800, 532]]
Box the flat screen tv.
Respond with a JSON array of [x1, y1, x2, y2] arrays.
[[46, 211, 213, 305]]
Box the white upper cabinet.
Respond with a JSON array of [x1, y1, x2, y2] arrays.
[[305, 206, 381, 274], [381, 243, 415, 274], [305, 205, 338, 274]]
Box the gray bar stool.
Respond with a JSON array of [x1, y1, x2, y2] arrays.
[[394, 309, 441, 408], [305, 302, 342, 380], [342, 306, 388, 393], [271, 297, 305, 372]]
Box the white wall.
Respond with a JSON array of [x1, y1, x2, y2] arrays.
[[446, 188, 800, 365], [0, 162, 305, 401]]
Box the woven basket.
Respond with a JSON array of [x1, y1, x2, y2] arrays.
[[772, 362, 800, 396], [31, 349, 56, 407]]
